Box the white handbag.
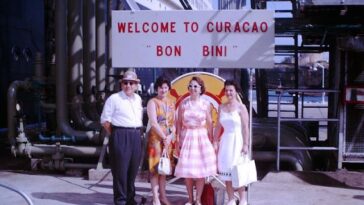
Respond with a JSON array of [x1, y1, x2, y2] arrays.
[[231, 154, 257, 188], [158, 150, 171, 175]]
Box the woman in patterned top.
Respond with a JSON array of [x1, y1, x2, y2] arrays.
[[146, 76, 175, 205]]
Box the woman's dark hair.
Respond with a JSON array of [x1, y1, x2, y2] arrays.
[[154, 76, 171, 91], [190, 76, 205, 95], [224, 79, 242, 93]]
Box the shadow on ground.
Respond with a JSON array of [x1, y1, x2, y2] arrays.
[[32, 192, 114, 205], [291, 171, 364, 191]]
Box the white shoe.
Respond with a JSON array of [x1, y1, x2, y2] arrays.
[[238, 200, 247, 205], [227, 199, 236, 205], [153, 200, 161, 205]]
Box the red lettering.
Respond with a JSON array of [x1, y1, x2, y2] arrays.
[[202, 46, 209, 56], [170, 22, 176, 33], [242, 22, 250, 32], [117, 22, 126, 33], [202, 45, 227, 57], [128, 22, 133, 33], [216, 46, 222, 56], [191, 22, 199, 32], [156, 45, 182, 57], [224, 22, 231, 32], [216, 22, 222, 32], [151, 22, 158, 32], [234, 22, 241, 32], [156, 45, 163, 56], [252, 22, 258, 32], [184, 22, 190, 32], [160, 22, 168, 33], [260, 21, 268, 32], [142, 22, 149, 32], [135, 22, 140, 33], [207, 22, 213, 32]]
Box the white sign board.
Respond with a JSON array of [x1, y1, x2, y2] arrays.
[[112, 10, 274, 68]]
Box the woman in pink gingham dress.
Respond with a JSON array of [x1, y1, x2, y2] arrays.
[[175, 76, 217, 205]]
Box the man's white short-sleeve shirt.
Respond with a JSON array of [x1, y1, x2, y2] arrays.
[[100, 91, 143, 127]]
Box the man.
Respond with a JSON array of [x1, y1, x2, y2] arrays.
[[100, 70, 143, 205]]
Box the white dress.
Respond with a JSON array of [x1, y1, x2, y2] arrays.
[[217, 109, 244, 181]]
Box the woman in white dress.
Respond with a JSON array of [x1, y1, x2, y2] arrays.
[[213, 80, 250, 205]]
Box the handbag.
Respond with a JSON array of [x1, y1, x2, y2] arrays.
[[231, 154, 257, 188], [158, 149, 171, 175], [201, 183, 214, 205]]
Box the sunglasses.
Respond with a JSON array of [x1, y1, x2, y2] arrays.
[[123, 81, 135, 85], [188, 84, 200, 89]]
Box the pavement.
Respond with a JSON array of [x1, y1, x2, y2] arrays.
[[1, 101, 363, 204], [1, 169, 364, 205]]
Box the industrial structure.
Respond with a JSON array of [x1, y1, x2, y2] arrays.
[[0, 0, 363, 176]]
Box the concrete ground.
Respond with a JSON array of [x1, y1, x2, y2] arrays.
[[1, 169, 364, 205], [1, 101, 363, 205]]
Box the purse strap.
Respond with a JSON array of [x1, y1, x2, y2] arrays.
[[161, 148, 169, 159]]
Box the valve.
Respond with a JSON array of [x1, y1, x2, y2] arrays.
[[14, 103, 31, 158]]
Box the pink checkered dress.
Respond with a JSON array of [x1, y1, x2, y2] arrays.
[[175, 98, 217, 178]]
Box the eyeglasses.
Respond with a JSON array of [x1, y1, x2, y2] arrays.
[[188, 84, 200, 89], [123, 81, 135, 86]]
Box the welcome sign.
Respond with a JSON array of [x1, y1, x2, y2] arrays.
[[112, 10, 274, 68]]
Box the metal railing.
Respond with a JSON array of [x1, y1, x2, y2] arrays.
[[276, 88, 341, 170]]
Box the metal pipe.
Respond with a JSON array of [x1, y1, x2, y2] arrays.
[[18, 144, 102, 157], [33, 47, 56, 111], [55, 0, 98, 141], [247, 68, 253, 204], [106, 0, 116, 92], [64, 162, 96, 169], [39, 161, 97, 170], [33, 52, 44, 82], [83, 0, 100, 121], [39, 101, 56, 110], [38, 134, 76, 143], [96, 0, 107, 114], [279, 89, 339, 93], [0, 183, 34, 205], [7, 80, 32, 147], [68, 0, 83, 98], [96, 0, 106, 98], [254, 151, 304, 171], [68, 0, 100, 130], [277, 90, 282, 171], [70, 95, 102, 130]]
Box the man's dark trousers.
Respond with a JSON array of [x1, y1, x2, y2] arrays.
[[109, 127, 142, 205]]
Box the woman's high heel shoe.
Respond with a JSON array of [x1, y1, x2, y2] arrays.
[[152, 198, 161, 205], [238, 200, 247, 205], [159, 198, 171, 205], [227, 199, 236, 205]]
